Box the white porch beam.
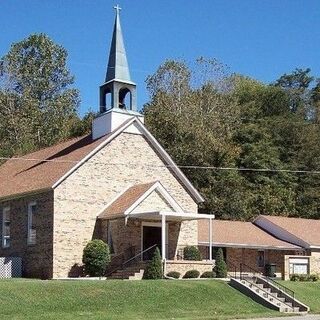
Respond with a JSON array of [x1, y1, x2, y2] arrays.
[[209, 217, 213, 261]]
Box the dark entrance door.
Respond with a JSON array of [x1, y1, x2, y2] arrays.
[[143, 226, 161, 260]]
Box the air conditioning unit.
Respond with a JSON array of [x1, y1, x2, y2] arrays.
[[0, 257, 22, 278]]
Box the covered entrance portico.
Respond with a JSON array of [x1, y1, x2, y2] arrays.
[[126, 210, 214, 271]]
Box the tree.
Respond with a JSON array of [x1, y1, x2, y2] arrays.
[[144, 58, 244, 219], [0, 33, 80, 156], [82, 240, 110, 277], [143, 247, 163, 279], [214, 248, 227, 278]]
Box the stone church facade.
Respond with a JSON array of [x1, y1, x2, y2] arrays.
[[0, 8, 213, 279]]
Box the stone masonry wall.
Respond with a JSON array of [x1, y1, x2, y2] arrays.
[[0, 191, 54, 278], [53, 132, 198, 278]]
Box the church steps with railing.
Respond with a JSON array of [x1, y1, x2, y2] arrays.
[[229, 263, 309, 313]]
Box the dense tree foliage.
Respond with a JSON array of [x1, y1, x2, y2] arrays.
[[145, 59, 320, 220], [0, 34, 91, 158]]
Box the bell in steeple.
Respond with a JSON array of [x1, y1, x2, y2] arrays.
[[100, 5, 137, 113]]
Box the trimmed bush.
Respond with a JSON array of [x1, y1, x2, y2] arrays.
[[183, 246, 202, 261], [200, 271, 215, 278], [166, 271, 181, 279], [82, 240, 110, 277], [299, 274, 308, 282], [214, 248, 227, 278], [290, 274, 300, 281], [308, 274, 319, 282], [143, 247, 163, 280], [183, 270, 200, 279]]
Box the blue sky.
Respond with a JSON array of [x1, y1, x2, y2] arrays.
[[1, 0, 319, 115]]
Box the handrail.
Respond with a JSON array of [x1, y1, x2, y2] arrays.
[[240, 276, 294, 310], [227, 261, 238, 279], [105, 245, 135, 277], [240, 263, 296, 310], [122, 244, 157, 268]]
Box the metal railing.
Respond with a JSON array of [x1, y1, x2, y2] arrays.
[[106, 244, 158, 279], [239, 263, 296, 310]]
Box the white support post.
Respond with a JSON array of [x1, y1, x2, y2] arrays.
[[161, 213, 166, 275], [209, 217, 213, 261], [161, 214, 166, 260]]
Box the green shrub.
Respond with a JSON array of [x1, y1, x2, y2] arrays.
[[143, 247, 163, 280], [183, 246, 202, 261], [290, 274, 300, 281], [299, 274, 308, 282], [308, 274, 319, 282], [214, 248, 227, 278], [82, 240, 110, 277], [183, 270, 200, 279], [200, 271, 215, 278], [166, 271, 181, 279]]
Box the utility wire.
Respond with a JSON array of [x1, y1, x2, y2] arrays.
[[1, 156, 319, 174]]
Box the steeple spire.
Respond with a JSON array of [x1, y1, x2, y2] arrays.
[[99, 5, 137, 113], [105, 5, 131, 83]]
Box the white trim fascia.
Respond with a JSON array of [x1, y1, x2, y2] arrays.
[[95, 184, 133, 218], [52, 117, 136, 189], [124, 181, 183, 215], [133, 119, 205, 203], [197, 241, 301, 251], [161, 211, 215, 220], [308, 245, 320, 249], [254, 216, 310, 249]]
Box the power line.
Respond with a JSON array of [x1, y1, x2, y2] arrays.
[[1, 156, 320, 175]]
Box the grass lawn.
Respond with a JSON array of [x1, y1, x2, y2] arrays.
[[0, 279, 279, 320], [278, 281, 320, 313]]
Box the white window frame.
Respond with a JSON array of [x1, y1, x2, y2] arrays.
[[27, 202, 37, 245], [2, 206, 10, 248]]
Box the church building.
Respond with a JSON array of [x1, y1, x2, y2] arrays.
[[0, 7, 213, 279], [1, 7, 319, 281]]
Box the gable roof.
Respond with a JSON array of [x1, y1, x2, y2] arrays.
[[0, 117, 204, 203], [98, 181, 182, 219], [254, 215, 320, 248], [198, 220, 300, 250]]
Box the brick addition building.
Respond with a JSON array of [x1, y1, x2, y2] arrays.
[[198, 216, 320, 279]]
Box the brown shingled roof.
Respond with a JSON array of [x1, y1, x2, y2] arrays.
[[198, 220, 299, 250], [256, 215, 320, 247], [0, 133, 112, 200], [98, 182, 157, 219]]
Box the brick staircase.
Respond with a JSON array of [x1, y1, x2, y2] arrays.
[[107, 261, 147, 280], [230, 276, 309, 313]]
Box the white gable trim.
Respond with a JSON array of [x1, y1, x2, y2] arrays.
[[52, 117, 204, 203], [254, 216, 310, 249], [124, 181, 183, 215], [133, 119, 204, 203]]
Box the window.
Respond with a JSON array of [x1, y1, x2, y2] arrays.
[[257, 250, 265, 268], [27, 202, 37, 245], [2, 207, 10, 248]]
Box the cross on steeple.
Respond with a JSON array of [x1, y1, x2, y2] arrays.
[[113, 4, 121, 14]]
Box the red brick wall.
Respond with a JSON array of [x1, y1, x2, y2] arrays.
[[0, 191, 54, 278]]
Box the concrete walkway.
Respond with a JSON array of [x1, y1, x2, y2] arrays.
[[247, 315, 320, 320]]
